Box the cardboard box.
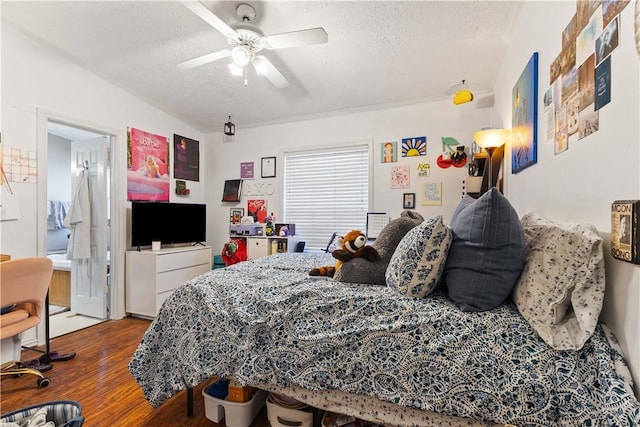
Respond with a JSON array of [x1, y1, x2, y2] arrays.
[[203, 382, 267, 427], [228, 379, 257, 403]]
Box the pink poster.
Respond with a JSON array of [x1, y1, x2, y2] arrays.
[[127, 127, 170, 201]]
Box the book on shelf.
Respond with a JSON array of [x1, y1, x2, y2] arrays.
[[611, 200, 640, 264]]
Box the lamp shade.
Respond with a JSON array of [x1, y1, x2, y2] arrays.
[[453, 89, 474, 105], [231, 46, 251, 67], [474, 128, 510, 149]]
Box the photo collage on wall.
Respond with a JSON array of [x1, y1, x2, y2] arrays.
[[547, 0, 629, 155], [380, 135, 451, 207]]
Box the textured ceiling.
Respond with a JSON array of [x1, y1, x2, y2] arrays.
[[2, 1, 519, 133]]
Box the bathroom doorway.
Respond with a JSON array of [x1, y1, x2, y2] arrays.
[[45, 121, 111, 336]]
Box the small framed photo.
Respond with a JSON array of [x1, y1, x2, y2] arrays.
[[403, 193, 416, 209], [230, 208, 244, 224], [261, 157, 276, 178]]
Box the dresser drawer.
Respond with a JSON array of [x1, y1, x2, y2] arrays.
[[157, 263, 210, 293], [156, 248, 211, 273]]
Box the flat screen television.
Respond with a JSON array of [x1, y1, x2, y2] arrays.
[[131, 201, 206, 248], [222, 179, 243, 202]]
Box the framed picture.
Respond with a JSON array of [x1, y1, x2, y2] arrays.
[[221, 179, 243, 202], [403, 193, 416, 209], [381, 141, 397, 163], [261, 157, 276, 178], [173, 134, 200, 182], [611, 200, 640, 264], [512, 52, 538, 174], [230, 208, 244, 224], [240, 162, 254, 179]]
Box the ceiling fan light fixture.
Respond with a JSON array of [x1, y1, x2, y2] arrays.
[[228, 62, 244, 76], [231, 46, 252, 67], [252, 55, 268, 75]]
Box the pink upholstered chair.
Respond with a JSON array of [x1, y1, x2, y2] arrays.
[[0, 257, 53, 387]]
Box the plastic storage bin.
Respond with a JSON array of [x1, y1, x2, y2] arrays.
[[202, 381, 267, 427], [267, 399, 313, 427]]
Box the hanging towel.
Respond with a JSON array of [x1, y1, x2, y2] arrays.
[[63, 169, 91, 260], [47, 200, 70, 230]]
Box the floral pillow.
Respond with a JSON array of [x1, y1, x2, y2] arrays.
[[512, 213, 605, 350], [386, 215, 452, 298]]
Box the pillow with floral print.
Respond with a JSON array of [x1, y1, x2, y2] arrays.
[[512, 213, 605, 350], [386, 215, 452, 298]]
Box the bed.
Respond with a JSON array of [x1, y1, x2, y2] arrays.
[[129, 192, 640, 426]]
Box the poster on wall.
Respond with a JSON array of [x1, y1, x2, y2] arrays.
[[381, 141, 397, 163], [248, 199, 267, 223], [401, 136, 427, 157], [391, 165, 409, 189], [127, 127, 170, 202], [421, 182, 442, 206], [173, 134, 200, 182], [511, 52, 538, 174]]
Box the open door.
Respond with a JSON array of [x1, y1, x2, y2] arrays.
[[69, 137, 108, 319]]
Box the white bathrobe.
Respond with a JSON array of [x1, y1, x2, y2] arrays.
[[63, 169, 91, 260]]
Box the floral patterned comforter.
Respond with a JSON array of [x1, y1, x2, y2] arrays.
[[129, 253, 640, 426]]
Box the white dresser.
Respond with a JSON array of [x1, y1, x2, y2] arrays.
[[125, 245, 212, 318]]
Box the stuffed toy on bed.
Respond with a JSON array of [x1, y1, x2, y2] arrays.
[[309, 230, 379, 277], [333, 211, 424, 285]]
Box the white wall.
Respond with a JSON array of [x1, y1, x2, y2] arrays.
[[1, 23, 206, 321], [1, 23, 205, 256], [46, 134, 72, 202], [204, 100, 490, 254], [492, 2, 640, 396]]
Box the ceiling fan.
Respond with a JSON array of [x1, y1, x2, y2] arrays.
[[178, 1, 328, 88]]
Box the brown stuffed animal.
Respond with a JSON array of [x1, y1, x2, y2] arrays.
[[309, 230, 380, 277]]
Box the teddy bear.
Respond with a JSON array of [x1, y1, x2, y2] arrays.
[[309, 229, 379, 277], [333, 211, 424, 285]]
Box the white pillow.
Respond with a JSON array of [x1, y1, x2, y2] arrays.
[[512, 213, 605, 350], [0, 406, 55, 427], [386, 215, 452, 298]]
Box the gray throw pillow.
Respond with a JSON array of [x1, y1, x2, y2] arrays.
[[386, 215, 452, 298], [333, 210, 424, 285], [443, 188, 526, 311]]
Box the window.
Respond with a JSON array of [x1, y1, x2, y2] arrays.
[[283, 145, 370, 252]]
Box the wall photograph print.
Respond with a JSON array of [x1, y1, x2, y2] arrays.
[[173, 134, 199, 182], [381, 141, 397, 163], [512, 52, 538, 174], [401, 136, 427, 157], [127, 127, 170, 202]]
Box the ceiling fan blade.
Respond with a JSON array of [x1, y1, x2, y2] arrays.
[[264, 27, 328, 50], [177, 49, 231, 69], [181, 1, 239, 41], [252, 55, 289, 88]]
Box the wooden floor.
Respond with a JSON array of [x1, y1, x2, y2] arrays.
[[0, 317, 270, 426]]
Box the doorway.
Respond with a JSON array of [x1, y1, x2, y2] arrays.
[[37, 110, 127, 346], [45, 121, 111, 336]]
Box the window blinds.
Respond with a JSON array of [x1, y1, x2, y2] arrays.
[[283, 146, 370, 252]]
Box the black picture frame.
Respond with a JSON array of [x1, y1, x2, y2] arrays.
[[221, 179, 243, 202], [403, 193, 416, 209], [261, 157, 276, 178]]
